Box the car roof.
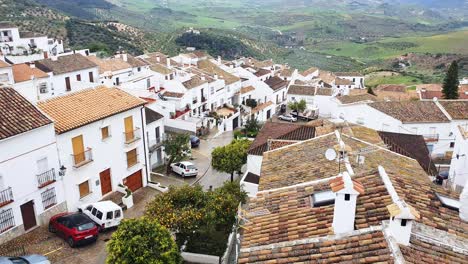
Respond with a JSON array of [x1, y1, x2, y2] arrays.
[[64, 213, 93, 225], [180, 161, 194, 165], [89, 201, 121, 211]]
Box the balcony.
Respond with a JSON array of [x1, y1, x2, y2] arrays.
[[71, 148, 93, 168], [0, 187, 14, 208], [193, 98, 198, 104], [37, 168, 56, 188], [123, 128, 141, 145], [423, 134, 439, 142], [201, 96, 207, 103]]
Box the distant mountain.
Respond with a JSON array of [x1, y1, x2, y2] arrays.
[[34, 0, 115, 19]]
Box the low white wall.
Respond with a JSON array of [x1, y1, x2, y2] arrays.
[[165, 119, 197, 133]]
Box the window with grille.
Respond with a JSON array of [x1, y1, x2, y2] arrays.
[[0, 208, 15, 234], [41, 188, 57, 210]]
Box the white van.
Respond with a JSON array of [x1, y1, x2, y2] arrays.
[[78, 201, 123, 231]]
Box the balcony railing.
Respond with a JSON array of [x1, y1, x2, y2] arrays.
[[201, 96, 207, 103], [0, 187, 14, 208], [123, 128, 141, 145], [37, 168, 56, 188], [0, 208, 14, 234], [193, 98, 198, 104], [422, 134, 439, 142], [71, 148, 93, 168]]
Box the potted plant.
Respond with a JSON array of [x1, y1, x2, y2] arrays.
[[118, 183, 134, 209]]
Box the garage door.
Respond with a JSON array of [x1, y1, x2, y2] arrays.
[[124, 170, 143, 192]]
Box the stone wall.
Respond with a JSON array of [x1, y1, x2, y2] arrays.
[[0, 224, 25, 245], [39, 202, 67, 225]]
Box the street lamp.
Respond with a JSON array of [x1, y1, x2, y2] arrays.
[[59, 165, 67, 177]]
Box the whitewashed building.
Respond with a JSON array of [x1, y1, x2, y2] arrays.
[[449, 124, 468, 192], [38, 87, 147, 211], [0, 88, 66, 244], [11, 63, 52, 103], [35, 53, 99, 97], [334, 72, 365, 89], [0, 22, 64, 63]]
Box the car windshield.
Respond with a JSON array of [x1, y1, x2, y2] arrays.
[[187, 165, 196, 169], [77, 222, 95, 231]]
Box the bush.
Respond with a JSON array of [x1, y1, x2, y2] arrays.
[[106, 218, 181, 264]]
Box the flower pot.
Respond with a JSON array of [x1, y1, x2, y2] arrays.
[[122, 193, 134, 209]]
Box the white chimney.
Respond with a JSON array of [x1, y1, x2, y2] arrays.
[[217, 56, 221, 64], [167, 58, 171, 68], [51, 56, 58, 61], [122, 53, 128, 62], [29, 63, 36, 69], [214, 74, 218, 80], [459, 180, 468, 222], [387, 200, 419, 246], [329, 172, 364, 234], [156, 56, 160, 63]]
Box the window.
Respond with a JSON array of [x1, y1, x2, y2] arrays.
[[450, 142, 455, 148], [137, 67, 141, 72], [146, 78, 151, 88], [310, 191, 335, 207], [106, 211, 113, 220], [116, 77, 120, 85], [115, 210, 121, 218], [436, 193, 460, 210], [96, 210, 103, 220], [91, 208, 97, 216], [41, 188, 57, 210], [76, 74, 81, 81], [39, 82, 48, 94], [0, 209, 14, 234], [79, 181, 90, 198], [401, 219, 407, 227], [65, 77, 71, 91], [101, 126, 110, 140], [211, 87, 214, 94], [126, 149, 138, 168], [344, 194, 350, 201], [89, 72, 94, 83]]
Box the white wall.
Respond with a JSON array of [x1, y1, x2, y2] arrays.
[[13, 77, 52, 103], [247, 155, 263, 176], [449, 126, 468, 191], [56, 107, 146, 211], [49, 67, 99, 96], [0, 66, 13, 84], [0, 124, 65, 233]]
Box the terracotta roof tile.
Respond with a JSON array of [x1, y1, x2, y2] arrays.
[[0, 59, 10, 68], [335, 77, 353, 85], [197, 59, 240, 85], [85, 56, 132, 74], [375, 84, 407, 93], [401, 236, 468, 264], [248, 122, 315, 155], [37, 86, 145, 134], [240, 86, 255, 94], [163, 91, 185, 98], [438, 100, 468, 120], [150, 64, 172, 75], [0, 87, 52, 140], [35, 54, 97, 75], [287, 85, 315, 96], [337, 93, 377, 104], [12, 64, 49, 83], [301, 67, 319, 76], [369, 101, 449, 123], [182, 75, 207, 89], [251, 101, 273, 114], [264, 76, 288, 91], [254, 69, 270, 77]]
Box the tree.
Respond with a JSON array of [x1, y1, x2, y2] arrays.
[[163, 133, 190, 173], [442, 61, 460, 99], [244, 116, 260, 136], [106, 218, 181, 264], [367, 86, 376, 96], [211, 139, 251, 182], [288, 99, 307, 112]]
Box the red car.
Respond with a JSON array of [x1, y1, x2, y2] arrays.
[[48, 212, 98, 247]]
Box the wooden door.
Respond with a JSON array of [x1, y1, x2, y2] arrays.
[[124, 116, 134, 142], [123, 170, 142, 192], [20, 201, 37, 231], [72, 135, 85, 164], [89, 72, 94, 83], [99, 169, 112, 196], [65, 77, 71, 91]]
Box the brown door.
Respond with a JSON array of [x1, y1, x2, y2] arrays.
[[89, 72, 94, 83], [124, 116, 134, 142], [65, 77, 71, 91], [20, 201, 37, 231], [76, 74, 81, 81], [72, 135, 85, 165], [100, 169, 112, 195], [123, 170, 142, 192]]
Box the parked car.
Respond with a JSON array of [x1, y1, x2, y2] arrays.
[[190, 135, 200, 147], [0, 255, 50, 264], [48, 212, 98, 247], [78, 201, 123, 231], [170, 161, 198, 177], [278, 114, 297, 122]]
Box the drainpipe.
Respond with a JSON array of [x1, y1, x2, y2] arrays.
[[140, 106, 151, 184]]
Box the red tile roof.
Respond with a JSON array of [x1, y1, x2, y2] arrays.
[[369, 101, 449, 123], [0, 87, 52, 140], [264, 76, 288, 91], [439, 100, 468, 119]]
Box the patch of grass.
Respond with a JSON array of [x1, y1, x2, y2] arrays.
[[366, 73, 424, 88]]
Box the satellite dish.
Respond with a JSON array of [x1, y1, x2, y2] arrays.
[[325, 148, 337, 161]]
